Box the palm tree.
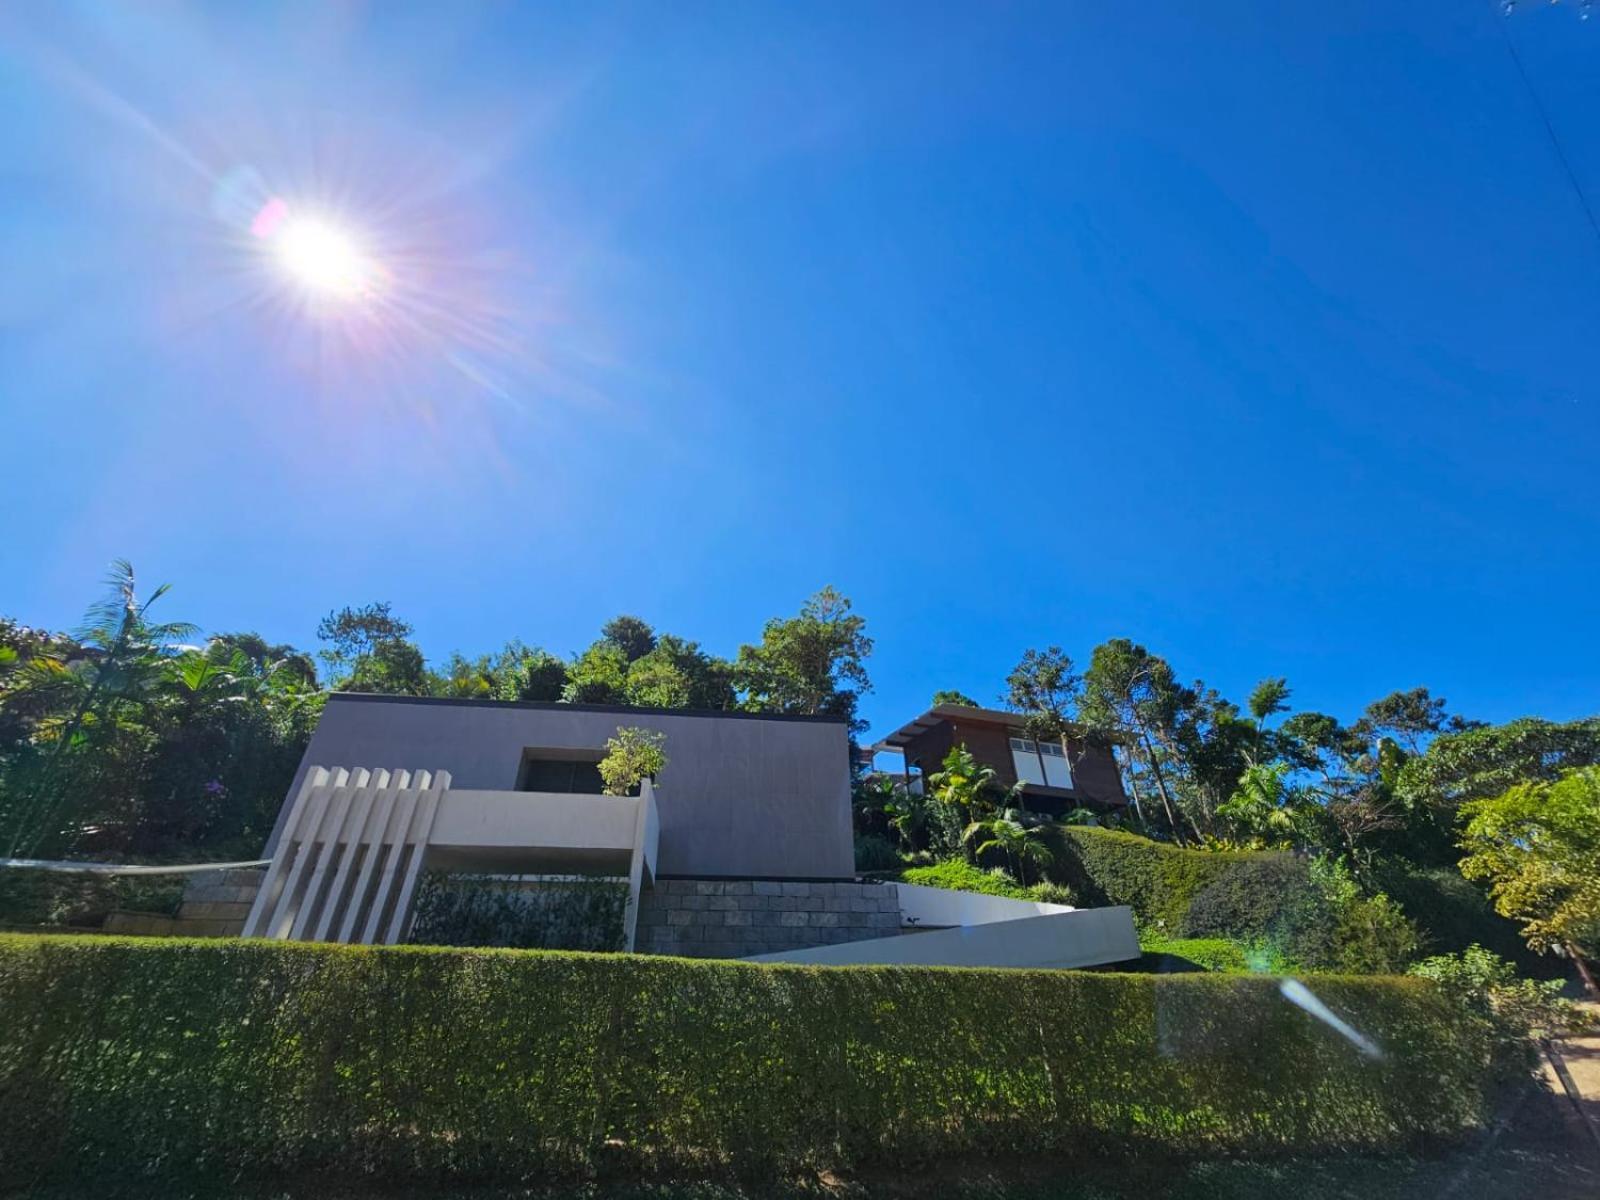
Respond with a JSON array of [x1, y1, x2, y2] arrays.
[[962, 812, 1055, 886], [1216, 761, 1304, 849], [3, 561, 194, 856]]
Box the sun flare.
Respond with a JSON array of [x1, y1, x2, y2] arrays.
[[268, 214, 382, 302]]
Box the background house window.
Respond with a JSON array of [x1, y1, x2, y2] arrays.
[[1010, 736, 1074, 790], [1008, 737, 1047, 787], [1038, 740, 1074, 789]]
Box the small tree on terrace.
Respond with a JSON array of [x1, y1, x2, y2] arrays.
[[598, 727, 668, 796]]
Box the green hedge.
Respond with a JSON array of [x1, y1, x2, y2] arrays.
[[1366, 863, 1556, 978], [1052, 829, 1420, 975], [0, 935, 1501, 1184], [408, 872, 629, 952], [1050, 827, 1276, 931]]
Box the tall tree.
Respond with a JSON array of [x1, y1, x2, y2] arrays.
[[1003, 647, 1081, 741], [1354, 687, 1468, 754], [563, 641, 630, 705], [1078, 638, 1196, 843], [931, 689, 979, 708], [209, 631, 318, 688], [625, 635, 735, 711], [1247, 676, 1291, 759], [600, 616, 658, 664], [316, 603, 426, 695], [735, 587, 872, 732]]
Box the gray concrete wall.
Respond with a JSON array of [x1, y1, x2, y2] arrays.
[[634, 879, 903, 958], [270, 695, 854, 879]]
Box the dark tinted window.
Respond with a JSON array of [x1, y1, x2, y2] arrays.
[[519, 757, 605, 794]]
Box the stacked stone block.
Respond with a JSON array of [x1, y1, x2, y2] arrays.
[[103, 867, 265, 938], [633, 878, 904, 959]]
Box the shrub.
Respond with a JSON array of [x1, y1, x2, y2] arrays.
[[1026, 881, 1076, 906], [0, 935, 1502, 1184], [407, 873, 629, 951], [1135, 935, 1291, 975], [1138, 935, 1250, 973], [0, 869, 184, 929], [1051, 826, 1267, 931], [1368, 862, 1543, 971], [900, 858, 1032, 899], [1055, 828, 1422, 975], [1182, 855, 1310, 939], [598, 727, 667, 796], [1409, 945, 1595, 1082], [852, 834, 901, 873]]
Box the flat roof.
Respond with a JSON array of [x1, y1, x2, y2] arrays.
[[325, 692, 849, 725]]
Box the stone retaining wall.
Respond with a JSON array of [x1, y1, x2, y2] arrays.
[[103, 867, 265, 938], [634, 878, 903, 959]]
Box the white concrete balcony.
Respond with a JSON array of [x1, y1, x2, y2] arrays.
[[243, 768, 659, 949]]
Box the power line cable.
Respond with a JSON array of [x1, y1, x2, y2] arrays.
[[1492, 5, 1600, 255]]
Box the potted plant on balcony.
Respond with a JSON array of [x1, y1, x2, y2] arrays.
[[599, 726, 668, 796]]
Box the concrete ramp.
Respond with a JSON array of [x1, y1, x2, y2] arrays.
[[745, 903, 1139, 970]]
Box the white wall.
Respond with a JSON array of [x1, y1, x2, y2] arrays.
[[430, 790, 640, 851], [747, 905, 1140, 971], [895, 882, 1074, 929]]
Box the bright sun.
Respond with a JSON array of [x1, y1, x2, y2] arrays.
[[272, 217, 380, 301]]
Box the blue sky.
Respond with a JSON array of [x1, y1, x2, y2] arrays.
[[2, 2, 1596, 740]]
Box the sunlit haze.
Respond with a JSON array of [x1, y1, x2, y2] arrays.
[[1, 3, 1597, 742]]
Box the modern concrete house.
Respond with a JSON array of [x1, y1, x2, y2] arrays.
[[873, 703, 1131, 817], [219, 693, 1139, 970]]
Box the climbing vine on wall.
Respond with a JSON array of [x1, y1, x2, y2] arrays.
[[408, 872, 629, 951]]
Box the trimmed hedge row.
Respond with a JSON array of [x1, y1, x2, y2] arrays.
[[1049, 826, 1275, 931], [0, 935, 1499, 1184]]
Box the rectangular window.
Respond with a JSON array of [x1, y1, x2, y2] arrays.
[[1009, 737, 1047, 787], [519, 758, 605, 794], [1038, 740, 1074, 790]]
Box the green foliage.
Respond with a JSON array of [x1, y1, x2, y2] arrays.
[[900, 858, 1035, 899], [598, 727, 668, 796], [1215, 761, 1308, 848], [929, 743, 1000, 819], [735, 587, 872, 732], [599, 615, 658, 663], [1003, 646, 1079, 739], [930, 688, 978, 707], [1055, 828, 1420, 974], [1137, 934, 1261, 974], [316, 602, 428, 695], [1409, 945, 1594, 1051], [1051, 826, 1259, 931], [408, 873, 628, 951], [1459, 767, 1600, 966], [0, 869, 184, 928], [563, 641, 631, 705], [0, 935, 1505, 1183], [1397, 716, 1600, 829], [0, 567, 316, 859], [624, 635, 735, 711], [1368, 860, 1553, 976], [962, 813, 1054, 886], [852, 834, 901, 872]]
